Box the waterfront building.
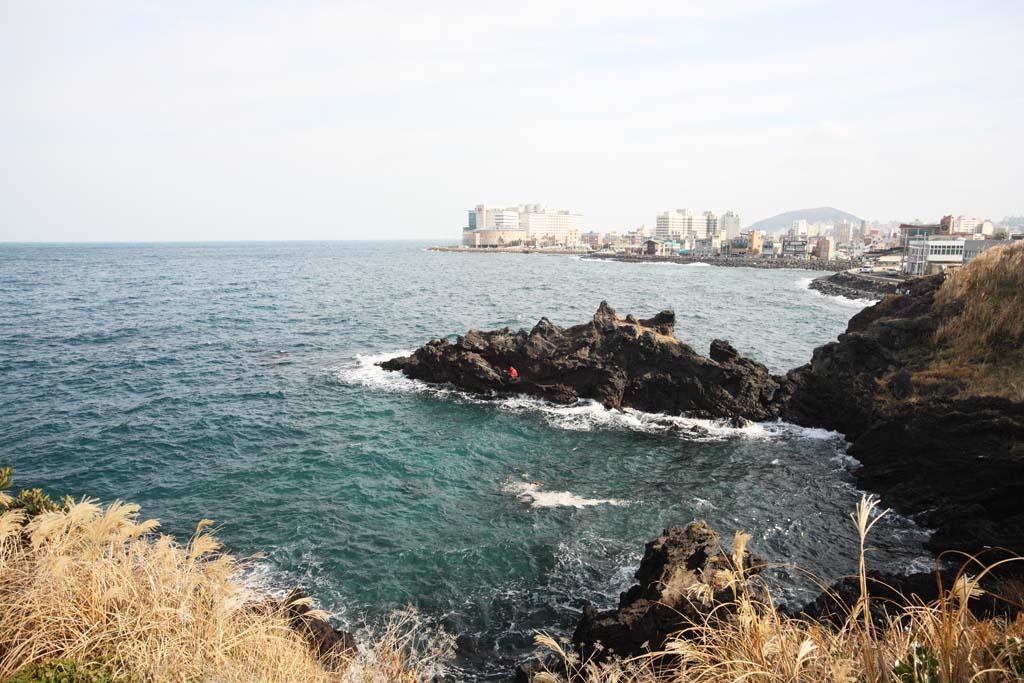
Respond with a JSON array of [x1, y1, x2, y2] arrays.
[[467, 229, 528, 248], [655, 209, 712, 241], [720, 211, 741, 239], [463, 203, 584, 247], [781, 236, 809, 259], [519, 204, 585, 244]]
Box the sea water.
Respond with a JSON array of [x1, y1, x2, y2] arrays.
[[0, 242, 929, 680]]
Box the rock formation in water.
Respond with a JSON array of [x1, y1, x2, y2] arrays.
[[571, 522, 763, 665], [808, 270, 900, 301], [380, 302, 787, 421]]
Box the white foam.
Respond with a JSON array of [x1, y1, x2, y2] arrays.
[[334, 352, 845, 444], [797, 277, 875, 309], [502, 479, 627, 509]]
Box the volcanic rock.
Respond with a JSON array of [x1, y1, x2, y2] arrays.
[[380, 301, 788, 421], [571, 522, 763, 665]]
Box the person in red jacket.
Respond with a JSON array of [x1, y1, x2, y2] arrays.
[[508, 365, 519, 381]]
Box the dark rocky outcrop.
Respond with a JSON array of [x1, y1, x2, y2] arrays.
[[380, 302, 788, 421], [780, 273, 1024, 558], [253, 589, 356, 664], [809, 271, 902, 301], [571, 522, 763, 665]]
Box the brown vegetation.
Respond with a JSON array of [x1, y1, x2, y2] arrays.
[[922, 242, 1024, 401], [530, 497, 1024, 683], [0, 467, 454, 683]]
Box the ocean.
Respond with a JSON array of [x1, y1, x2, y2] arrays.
[[0, 241, 927, 680]]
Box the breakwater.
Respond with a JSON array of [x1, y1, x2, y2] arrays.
[[583, 253, 858, 271]]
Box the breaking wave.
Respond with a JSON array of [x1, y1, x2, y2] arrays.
[[501, 479, 627, 509], [796, 277, 875, 308], [333, 352, 843, 444]]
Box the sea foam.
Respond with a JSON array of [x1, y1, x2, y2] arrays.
[[335, 351, 844, 444], [502, 479, 627, 509]]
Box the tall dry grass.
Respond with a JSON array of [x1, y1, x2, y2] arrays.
[[530, 496, 1024, 683], [0, 496, 453, 682], [934, 241, 1024, 363]]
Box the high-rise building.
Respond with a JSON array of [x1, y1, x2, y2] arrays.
[[464, 203, 583, 247], [720, 211, 741, 239], [518, 204, 584, 244], [655, 209, 712, 241]]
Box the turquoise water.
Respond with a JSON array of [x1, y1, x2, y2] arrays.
[[0, 242, 927, 680]]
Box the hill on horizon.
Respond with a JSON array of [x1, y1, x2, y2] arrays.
[[748, 207, 863, 234]]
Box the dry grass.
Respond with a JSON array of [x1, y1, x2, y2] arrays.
[[530, 496, 1024, 683], [934, 242, 1024, 365], [0, 497, 453, 682]]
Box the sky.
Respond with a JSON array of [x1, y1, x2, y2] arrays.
[[1, 0, 1022, 242]]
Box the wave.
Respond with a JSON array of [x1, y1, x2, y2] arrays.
[[796, 277, 875, 308], [333, 352, 843, 444], [501, 479, 627, 509]]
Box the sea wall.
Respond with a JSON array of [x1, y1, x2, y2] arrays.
[[583, 253, 858, 271]]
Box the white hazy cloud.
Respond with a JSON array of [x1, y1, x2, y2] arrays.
[[1, 0, 1021, 241]]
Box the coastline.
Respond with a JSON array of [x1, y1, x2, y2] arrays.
[[581, 253, 858, 271], [428, 245, 861, 272]]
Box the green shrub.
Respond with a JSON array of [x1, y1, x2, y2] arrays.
[[6, 659, 128, 683]]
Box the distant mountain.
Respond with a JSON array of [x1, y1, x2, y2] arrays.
[[748, 207, 863, 234]]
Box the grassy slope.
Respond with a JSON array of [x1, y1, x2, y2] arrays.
[[911, 242, 1024, 402]]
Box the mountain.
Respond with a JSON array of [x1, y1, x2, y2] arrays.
[[748, 207, 863, 234]]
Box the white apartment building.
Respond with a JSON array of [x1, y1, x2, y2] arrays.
[[791, 219, 809, 236], [468, 204, 521, 231], [518, 204, 584, 244], [464, 203, 584, 246], [720, 211, 741, 239], [655, 209, 712, 241]]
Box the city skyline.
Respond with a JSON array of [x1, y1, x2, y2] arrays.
[[2, 1, 1022, 242]]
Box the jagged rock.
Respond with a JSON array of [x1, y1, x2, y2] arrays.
[[571, 522, 763, 665], [254, 589, 356, 664], [380, 302, 788, 421]]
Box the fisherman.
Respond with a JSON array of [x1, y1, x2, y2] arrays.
[[508, 365, 519, 381]]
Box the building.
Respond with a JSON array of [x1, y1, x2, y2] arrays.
[[725, 230, 765, 257], [467, 229, 528, 248], [463, 203, 584, 247], [655, 209, 712, 241], [905, 238, 966, 276], [580, 231, 603, 249], [791, 219, 809, 237], [781, 236, 809, 259], [720, 211, 741, 239], [835, 219, 854, 245], [812, 236, 835, 260], [518, 204, 584, 245]]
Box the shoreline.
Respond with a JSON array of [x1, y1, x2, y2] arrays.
[[428, 246, 862, 271], [582, 253, 858, 271]]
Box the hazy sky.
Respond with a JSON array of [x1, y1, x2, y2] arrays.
[[2, 1, 1022, 242]]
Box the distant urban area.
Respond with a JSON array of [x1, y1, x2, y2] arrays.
[[448, 203, 1024, 276]]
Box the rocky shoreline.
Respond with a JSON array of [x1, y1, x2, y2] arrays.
[[583, 253, 858, 271], [809, 270, 903, 300]]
